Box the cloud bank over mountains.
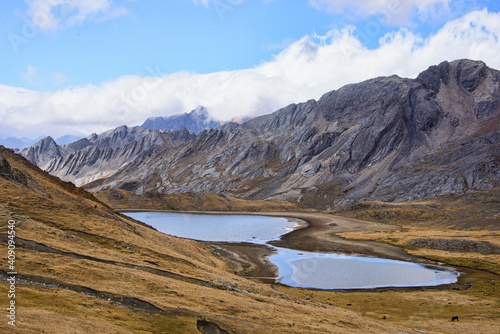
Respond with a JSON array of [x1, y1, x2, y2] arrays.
[[1, 9, 499, 138]]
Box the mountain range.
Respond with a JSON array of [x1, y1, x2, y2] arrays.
[[0, 136, 42, 149], [3, 105, 220, 151], [19, 126, 195, 186], [0, 135, 82, 149], [19, 59, 500, 208], [17, 106, 228, 186]]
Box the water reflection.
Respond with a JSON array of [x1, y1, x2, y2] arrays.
[[123, 212, 459, 289], [270, 248, 458, 289], [125, 212, 299, 243]]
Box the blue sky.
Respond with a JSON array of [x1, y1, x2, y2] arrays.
[[2, 1, 336, 88], [1, 0, 500, 138]]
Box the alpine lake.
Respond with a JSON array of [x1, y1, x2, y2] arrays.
[[123, 212, 459, 290]]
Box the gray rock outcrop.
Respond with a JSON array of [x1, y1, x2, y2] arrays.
[[23, 59, 500, 208], [408, 238, 500, 254], [19, 126, 196, 187]]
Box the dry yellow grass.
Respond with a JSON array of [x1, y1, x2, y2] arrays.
[[0, 147, 410, 333], [92, 188, 300, 212], [333, 188, 500, 230], [1, 146, 499, 333], [277, 282, 500, 334], [338, 226, 500, 274]]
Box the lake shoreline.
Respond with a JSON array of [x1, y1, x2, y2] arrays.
[[120, 209, 411, 259], [205, 241, 278, 281], [120, 209, 496, 290]]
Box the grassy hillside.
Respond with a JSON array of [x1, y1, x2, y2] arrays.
[[1, 145, 499, 333], [92, 189, 300, 212], [0, 146, 405, 333], [331, 190, 500, 274], [334, 188, 500, 230]]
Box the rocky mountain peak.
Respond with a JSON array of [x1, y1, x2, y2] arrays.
[[19, 124, 196, 188], [83, 59, 500, 208], [16, 59, 500, 209], [191, 105, 209, 118], [21, 136, 62, 166], [0, 148, 11, 176], [141, 106, 222, 134]]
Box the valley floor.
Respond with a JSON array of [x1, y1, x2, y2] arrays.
[[0, 166, 498, 333], [117, 208, 500, 333]]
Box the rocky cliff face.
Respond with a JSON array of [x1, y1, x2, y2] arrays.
[[83, 60, 500, 207], [21, 136, 63, 166], [20, 126, 195, 187]]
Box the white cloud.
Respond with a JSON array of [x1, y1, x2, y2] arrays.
[[52, 72, 68, 86], [22, 65, 38, 84], [25, 0, 129, 31], [22, 66, 68, 87], [193, 0, 246, 6], [1, 9, 500, 138], [309, 0, 452, 25]]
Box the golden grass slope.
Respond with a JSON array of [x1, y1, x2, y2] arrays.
[[93, 188, 300, 212], [334, 188, 500, 231], [0, 146, 410, 333], [332, 189, 500, 275], [1, 145, 499, 333], [93, 182, 500, 333]]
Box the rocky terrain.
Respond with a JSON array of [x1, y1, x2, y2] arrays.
[[19, 125, 195, 186], [17, 59, 500, 209], [17, 106, 226, 187], [407, 238, 500, 253], [80, 59, 500, 208]]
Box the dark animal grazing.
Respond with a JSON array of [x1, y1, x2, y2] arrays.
[[451, 316, 459, 322]]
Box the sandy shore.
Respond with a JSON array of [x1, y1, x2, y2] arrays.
[[262, 211, 411, 259], [210, 211, 416, 280], [205, 242, 278, 281]]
